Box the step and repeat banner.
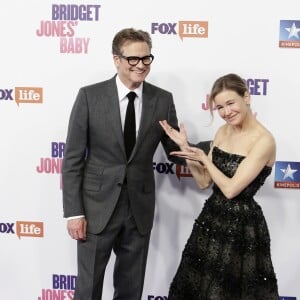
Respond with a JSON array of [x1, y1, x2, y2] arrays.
[[1, 1, 299, 299]]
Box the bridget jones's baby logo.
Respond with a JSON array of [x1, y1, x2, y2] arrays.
[[35, 4, 102, 54], [36, 142, 65, 189], [37, 274, 76, 300], [201, 77, 269, 116]]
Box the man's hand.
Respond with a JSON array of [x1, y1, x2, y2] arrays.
[[67, 217, 87, 241]]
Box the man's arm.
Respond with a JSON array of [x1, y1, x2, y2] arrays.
[[191, 140, 212, 155]]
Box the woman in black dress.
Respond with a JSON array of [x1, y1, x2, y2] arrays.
[[160, 73, 279, 300]]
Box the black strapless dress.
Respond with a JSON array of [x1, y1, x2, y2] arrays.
[[168, 147, 278, 300]]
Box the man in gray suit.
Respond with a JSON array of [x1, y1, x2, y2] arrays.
[[62, 28, 209, 300]]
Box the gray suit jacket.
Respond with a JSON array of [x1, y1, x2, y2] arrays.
[[62, 76, 184, 235]]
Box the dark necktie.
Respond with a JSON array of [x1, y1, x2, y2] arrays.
[[124, 91, 136, 159]]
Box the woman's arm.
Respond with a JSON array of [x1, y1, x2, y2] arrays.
[[171, 134, 276, 199], [159, 120, 213, 189], [185, 158, 212, 189]]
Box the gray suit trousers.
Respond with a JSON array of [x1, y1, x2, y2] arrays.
[[74, 186, 151, 300]]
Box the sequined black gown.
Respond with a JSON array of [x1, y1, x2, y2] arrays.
[[168, 147, 278, 300]]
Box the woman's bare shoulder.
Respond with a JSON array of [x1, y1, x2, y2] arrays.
[[213, 124, 229, 145]]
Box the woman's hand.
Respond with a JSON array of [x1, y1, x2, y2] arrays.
[[170, 146, 208, 164], [159, 120, 189, 149], [171, 146, 212, 189]]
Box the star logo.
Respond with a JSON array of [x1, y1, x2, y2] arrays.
[[280, 163, 298, 180], [285, 22, 300, 39], [279, 20, 300, 48], [274, 161, 300, 189]]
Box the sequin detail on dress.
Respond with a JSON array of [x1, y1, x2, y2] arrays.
[[168, 146, 278, 300]]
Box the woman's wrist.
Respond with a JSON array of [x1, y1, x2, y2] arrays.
[[179, 143, 189, 151]]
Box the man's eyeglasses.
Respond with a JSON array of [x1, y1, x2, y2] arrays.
[[119, 54, 154, 66]]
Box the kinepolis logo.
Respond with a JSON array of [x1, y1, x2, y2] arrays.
[[36, 274, 76, 300], [274, 161, 300, 189], [0, 87, 43, 106], [36, 142, 65, 189], [279, 20, 300, 48], [35, 4, 102, 54]]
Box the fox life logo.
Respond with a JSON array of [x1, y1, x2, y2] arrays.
[[0, 87, 43, 106], [0, 221, 44, 239], [151, 21, 208, 40]]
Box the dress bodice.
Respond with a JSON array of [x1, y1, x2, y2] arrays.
[[212, 146, 272, 200]]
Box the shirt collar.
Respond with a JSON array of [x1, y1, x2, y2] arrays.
[[116, 75, 143, 102]]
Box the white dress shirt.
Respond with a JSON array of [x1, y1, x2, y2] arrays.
[[116, 75, 143, 136]]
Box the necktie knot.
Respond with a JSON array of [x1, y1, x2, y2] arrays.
[[127, 91, 136, 103]]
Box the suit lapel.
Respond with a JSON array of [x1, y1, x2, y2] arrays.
[[129, 82, 157, 161]]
